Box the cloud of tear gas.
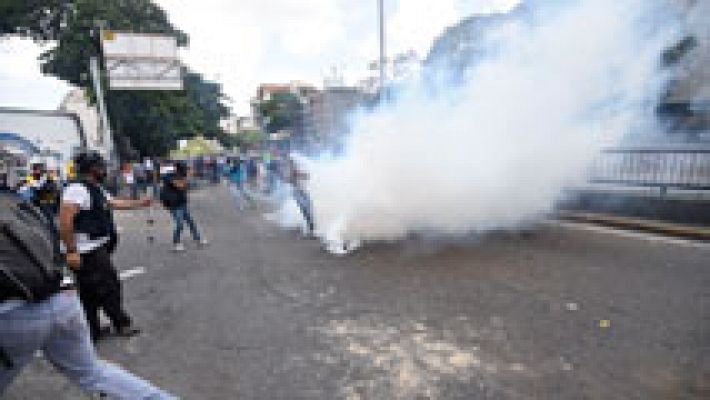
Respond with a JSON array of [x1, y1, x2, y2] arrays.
[[302, 0, 680, 245]]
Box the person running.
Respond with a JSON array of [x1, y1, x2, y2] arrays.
[[58, 151, 149, 342], [0, 190, 177, 399], [161, 162, 208, 252]]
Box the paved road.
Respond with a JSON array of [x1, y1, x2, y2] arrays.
[[5, 185, 709, 399]]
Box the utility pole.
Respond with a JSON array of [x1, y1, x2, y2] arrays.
[[378, 0, 386, 92], [89, 56, 114, 162], [89, 21, 116, 166]]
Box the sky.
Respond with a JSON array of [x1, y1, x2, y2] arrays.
[[0, 0, 519, 115]]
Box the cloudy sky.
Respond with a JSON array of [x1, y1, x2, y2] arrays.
[[0, 0, 518, 114]]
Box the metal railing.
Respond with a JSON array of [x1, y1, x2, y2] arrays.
[[589, 146, 710, 192]]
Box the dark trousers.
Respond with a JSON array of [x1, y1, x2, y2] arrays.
[[75, 246, 131, 339]]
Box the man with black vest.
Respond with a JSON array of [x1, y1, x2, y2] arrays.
[[59, 151, 151, 342], [0, 188, 176, 398]]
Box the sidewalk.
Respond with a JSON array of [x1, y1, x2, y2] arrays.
[[558, 210, 710, 241]]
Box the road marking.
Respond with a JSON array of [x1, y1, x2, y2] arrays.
[[552, 221, 710, 249], [119, 267, 146, 281]]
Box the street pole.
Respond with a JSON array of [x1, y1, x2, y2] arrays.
[[89, 56, 114, 165], [378, 0, 386, 93]]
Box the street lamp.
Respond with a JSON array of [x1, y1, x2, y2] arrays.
[[378, 0, 386, 91]]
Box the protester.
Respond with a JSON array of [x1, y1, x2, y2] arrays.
[[33, 166, 62, 256], [150, 158, 162, 197], [133, 162, 147, 198], [58, 151, 149, 342], [211, 157, 221, 184], [246, 156, 258, 188], [266, 154, 282, 194], [0, 190, 177, 399], [161, 161, 208, 252], [227, 158, 253, 210], [27, 164, 61, 222], [0, 172, 8, 191], [285, 156, 315, 237], [16, 180, 33, 203], [121, 163, 136, 199]]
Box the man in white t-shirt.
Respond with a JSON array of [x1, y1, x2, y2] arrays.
[[61, 183, 117, 254], [59, 151, 152, 342]]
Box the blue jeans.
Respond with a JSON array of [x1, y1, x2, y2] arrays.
[[293, 188, 315, 234], [169, 206, 201, 244], [0, 291, 177, 399]]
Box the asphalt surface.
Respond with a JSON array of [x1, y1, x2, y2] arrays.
[[4, 184, 709, 399]]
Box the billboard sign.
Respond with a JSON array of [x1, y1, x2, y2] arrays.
[[101, 31, 183, 90]]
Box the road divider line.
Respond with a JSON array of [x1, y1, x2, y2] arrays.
[[119, 267, 147, 281]]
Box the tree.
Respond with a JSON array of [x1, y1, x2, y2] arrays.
[[236, 129, 266, 149], [258, 92, 304, 135], [106, 71, 230, 157], [0, 0, 71, 40]]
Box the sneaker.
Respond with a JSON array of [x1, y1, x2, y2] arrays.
[[115, 326, 141, 338], [197, 238, 209, 247], [173, 243, 186, 252], [91, 326, 113, 343]]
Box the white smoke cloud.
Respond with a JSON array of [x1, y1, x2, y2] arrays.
[[300, 0, 679, 247]]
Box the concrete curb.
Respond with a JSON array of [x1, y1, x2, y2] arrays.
[[558, 211, 710, 241]]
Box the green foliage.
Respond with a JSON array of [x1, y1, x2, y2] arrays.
[[237, 129, 266, 147], [0, 0, 71, 40], [169, 136, 221, 159], [1, 0, 228, 158], [258, 92, 303, 134]]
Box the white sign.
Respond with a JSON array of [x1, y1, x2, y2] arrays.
[[101, 31, 183, 90]]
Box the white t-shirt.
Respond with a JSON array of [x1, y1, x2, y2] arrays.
[[61, 183, 114, 254]]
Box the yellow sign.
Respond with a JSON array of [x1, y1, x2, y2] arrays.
[[103, 30, 115, 41]]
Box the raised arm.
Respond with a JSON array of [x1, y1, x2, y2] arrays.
[[108, 197, 151, 210]]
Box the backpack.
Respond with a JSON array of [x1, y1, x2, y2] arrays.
[[0, 193, 62, 302]]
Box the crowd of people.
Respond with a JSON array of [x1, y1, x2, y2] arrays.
[[221, 152, 315, 237], [1, 151, 179, 399], [0, 147, 320, 398]]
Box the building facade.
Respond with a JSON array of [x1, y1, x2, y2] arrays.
[[303, 87, 366, 148]]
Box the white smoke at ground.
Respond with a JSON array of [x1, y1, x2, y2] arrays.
[[294, 0, 680, 250]]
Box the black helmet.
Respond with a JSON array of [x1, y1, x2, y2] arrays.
[[74, 150, 106, 175]]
